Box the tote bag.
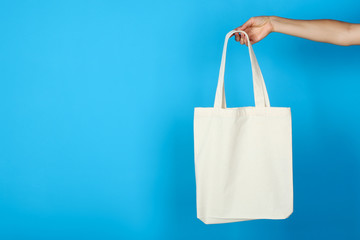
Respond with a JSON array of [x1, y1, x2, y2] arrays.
[[193, 30, 293, 224]]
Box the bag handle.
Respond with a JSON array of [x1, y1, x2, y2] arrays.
[[213, 30, 270, 108]]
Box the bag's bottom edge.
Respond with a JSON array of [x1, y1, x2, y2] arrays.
[[197, 211, 293, 224]]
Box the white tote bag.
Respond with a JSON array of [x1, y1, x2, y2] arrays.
[[193, 30, 293, 224]]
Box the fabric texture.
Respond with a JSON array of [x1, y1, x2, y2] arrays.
[[193, 30, 293, 224]]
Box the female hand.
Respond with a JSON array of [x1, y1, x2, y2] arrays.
[[234, 16, 360, 46], [233, 16, 274, 45]]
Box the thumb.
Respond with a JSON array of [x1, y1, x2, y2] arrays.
[[237, 17, 254, 31]]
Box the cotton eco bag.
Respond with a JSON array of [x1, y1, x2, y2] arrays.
[[193, 30, 293, 224]]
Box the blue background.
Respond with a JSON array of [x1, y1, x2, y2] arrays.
[[0, 0, 359, 239]]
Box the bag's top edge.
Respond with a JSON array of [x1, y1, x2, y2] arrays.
[[194, 106, 291, 117]]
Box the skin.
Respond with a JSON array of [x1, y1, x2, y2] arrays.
[[232, 16, 360, 46]]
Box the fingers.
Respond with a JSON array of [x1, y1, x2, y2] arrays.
[[231, 30, 257, 45], [233, 28, 248, 43], [234, 32, 240, 42], [240, 29, 259, 46], [235, 32, 249, 45], [231, 31, 248, 44], [240, 32, 246, 45], [233, 17, 254, 43], [241, 33, 257, 46]]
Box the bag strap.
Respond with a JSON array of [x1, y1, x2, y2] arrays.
[[213, 30, 270, 108]]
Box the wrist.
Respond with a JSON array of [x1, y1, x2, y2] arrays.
[[269, 16, 279, 32]]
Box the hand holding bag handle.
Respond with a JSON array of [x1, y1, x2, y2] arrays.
[[214, 30, 271, 109]]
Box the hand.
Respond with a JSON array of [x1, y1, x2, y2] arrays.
[[233, 16, 274, 45]]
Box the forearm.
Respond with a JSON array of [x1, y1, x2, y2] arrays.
[[270, 16, 360, 46]]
